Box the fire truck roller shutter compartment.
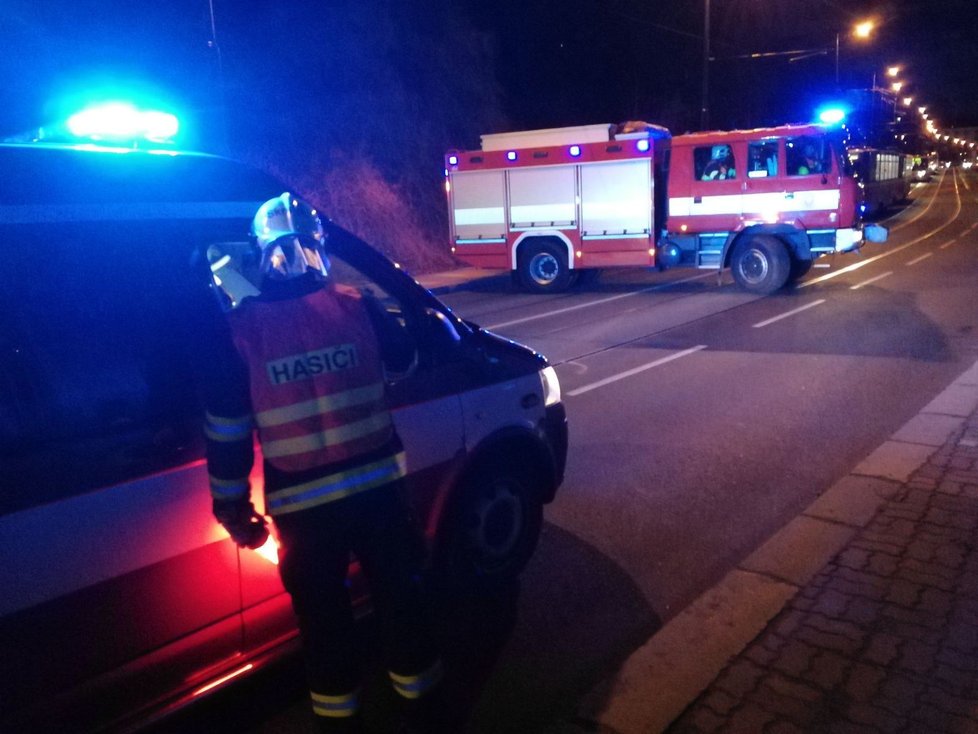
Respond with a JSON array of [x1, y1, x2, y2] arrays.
[[451, 169, 507, 243], [580, 159, 653, 238]]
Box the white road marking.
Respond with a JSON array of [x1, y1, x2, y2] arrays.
[[851, 271, 893, 290], [906, 252, 933, 266], [486, 272, 713, 330], [567, 345, 708, 397], [752, 299, 826, 328], [799, 169, 962, 289]]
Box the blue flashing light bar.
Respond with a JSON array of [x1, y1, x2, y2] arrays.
[[66, 102, 179, 143], [569, 145, 582, 157], [817, 107, 847, 125]]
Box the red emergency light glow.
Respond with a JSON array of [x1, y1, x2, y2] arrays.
[[192, 663, 254, 697], [254, 534, 280, 565]]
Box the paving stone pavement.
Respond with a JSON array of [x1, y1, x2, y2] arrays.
[[666, 409, 978, 734]]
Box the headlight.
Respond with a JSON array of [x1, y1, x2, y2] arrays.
[[540, 366, 562, 407]]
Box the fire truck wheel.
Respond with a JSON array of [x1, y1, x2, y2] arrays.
[[731, 236, 790, 294], [519, 242, 572, 292], [435, 465, 544, 591]]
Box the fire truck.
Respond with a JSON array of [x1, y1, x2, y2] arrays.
[[445, 121, 886, 294]]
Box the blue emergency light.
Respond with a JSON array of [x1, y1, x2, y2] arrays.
[[65, 102, 179, 144], [817, 107, 847, 125]]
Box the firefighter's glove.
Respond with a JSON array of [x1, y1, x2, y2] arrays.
[[213, 499, 269, 549]]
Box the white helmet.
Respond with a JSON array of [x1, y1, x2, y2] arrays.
[[251, 192, 329, 280]]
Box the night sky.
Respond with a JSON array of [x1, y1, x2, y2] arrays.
[[3, 1, 977, 145]]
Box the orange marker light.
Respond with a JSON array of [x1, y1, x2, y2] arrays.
[[254, 533, 280, 565]]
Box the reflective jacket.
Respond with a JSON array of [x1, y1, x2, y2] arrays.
[[228, 285, 394, 473], [204, 283, 405, 517]]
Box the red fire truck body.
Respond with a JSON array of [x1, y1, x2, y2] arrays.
[[445, 121, 881, 293]]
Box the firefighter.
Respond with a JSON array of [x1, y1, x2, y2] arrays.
[[702, 144, 736, 180], [200, 193, 444, 733]]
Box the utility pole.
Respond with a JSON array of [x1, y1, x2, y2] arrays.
[[701, 0, 710, 130]]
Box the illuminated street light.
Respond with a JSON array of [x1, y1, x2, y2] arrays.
[[891, 81, 904, 92], [836, 18, 876, 86], [918, 106, 927, 114], [886, 65, 901, 77], [903, 97, 913, 106], [854, 20, 875, 39]]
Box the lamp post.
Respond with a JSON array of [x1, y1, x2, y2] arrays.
[[701, 0, 710, 130]]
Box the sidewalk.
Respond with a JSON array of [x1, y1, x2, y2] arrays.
[[563, 359, 978, 734]]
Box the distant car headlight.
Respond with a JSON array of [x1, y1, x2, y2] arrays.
[[540, 366, 562, 407]]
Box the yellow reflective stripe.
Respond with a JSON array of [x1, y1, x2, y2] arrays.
[[389, 659, 445, 700], [310, 688, 360, 718], [204, 412, 253, 442], [254, 382, 385, 428], [208, 475, 250, 500], [261, 412, 392, 459], [266, 452, 407, 516]]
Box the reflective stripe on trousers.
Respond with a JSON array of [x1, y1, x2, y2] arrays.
[[389, 658, 444, 700], [310, 688, 361, 718]]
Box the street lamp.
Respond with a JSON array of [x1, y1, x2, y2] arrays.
[[836, 19, 876, 86], [702, 0, 711, 129]]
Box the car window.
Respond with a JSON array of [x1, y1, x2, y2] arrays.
[[0, 222, 207, 515], [786, 135, 831, 176], [694, 144, 737, 181], [747, 140, 779, 178]]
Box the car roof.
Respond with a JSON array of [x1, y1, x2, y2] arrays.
[[0, 142, 285, 207]]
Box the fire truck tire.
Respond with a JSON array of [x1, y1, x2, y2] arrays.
[[435, 464, 543, 591], [518, 242, 573, 292], [788, 257, 814, 282], [730, 235, 790, 294]]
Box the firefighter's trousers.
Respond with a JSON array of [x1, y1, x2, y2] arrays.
[[274, 481, 442, 725]]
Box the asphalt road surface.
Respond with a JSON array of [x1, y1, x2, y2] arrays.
[[155, 168, 978, 733]]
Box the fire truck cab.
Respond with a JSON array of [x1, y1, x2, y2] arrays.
[[665, 123, 874, 293], [446, 121, 884, 295]]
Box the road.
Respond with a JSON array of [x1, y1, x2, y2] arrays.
[[158, 168, 978, 733]]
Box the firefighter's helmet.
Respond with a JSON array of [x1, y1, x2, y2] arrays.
[[251, 192, 329, 280], [711, 144, 731, 160]]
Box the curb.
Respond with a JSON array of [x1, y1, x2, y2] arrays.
[[568, 358, 978, 734], [414, 267, 508, 295]]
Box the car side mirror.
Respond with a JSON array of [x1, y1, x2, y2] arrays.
[[424, 307, 462, 351]]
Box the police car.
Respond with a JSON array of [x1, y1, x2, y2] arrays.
[[0, 104, 567, 732]]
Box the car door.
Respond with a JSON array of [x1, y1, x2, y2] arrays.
[[741, 137, 785, 223], [0, 219, 243, 731], [686, 140, 743, 232]]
